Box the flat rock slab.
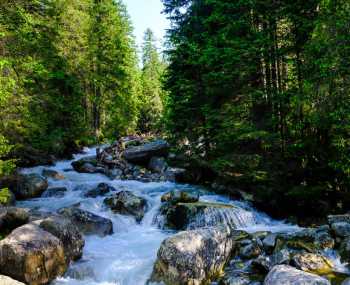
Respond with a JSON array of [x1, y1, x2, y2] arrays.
[[122, 140, 169, 163]]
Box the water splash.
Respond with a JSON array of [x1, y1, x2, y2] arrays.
[[187, 205, 258, 229], [17, 146, 299, 285]]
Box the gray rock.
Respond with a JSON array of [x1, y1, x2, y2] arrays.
[[84, 183, 115, 198], [123, 140, 170, 163], [263, 233, 277, 252], [264, 265, 331, 285], [104, 191, 147, 222], [58, 206, 113, 237], [240, 243, 262, 259], [270, 249, 290, 267], [292, 253, 333, 274], [342, 278, 350, 285], [0, 224, 67, 284], [150, 226, 234, 285], [14, 173, 48, 199], [220, 271, 252, 285], [42, 169, 65, 180], [33, 216, 85, 263], [148, 156, 168, 173], [252, 255, 271, 273], [331, 222, 350, 238], [42, 187, 68, 198], [0, 275, 26, 285]]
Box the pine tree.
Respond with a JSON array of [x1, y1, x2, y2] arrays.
[[139, 28, 166, 132]]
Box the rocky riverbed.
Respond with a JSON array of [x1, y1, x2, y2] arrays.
[[1, 138, 350, 285]]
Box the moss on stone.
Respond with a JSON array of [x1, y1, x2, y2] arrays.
[[0, 188, 13, 206]]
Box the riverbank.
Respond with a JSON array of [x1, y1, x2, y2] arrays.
[[1, 138, 350, 284]]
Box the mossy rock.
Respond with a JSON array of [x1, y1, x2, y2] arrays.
[[0, 188, 15, 206]]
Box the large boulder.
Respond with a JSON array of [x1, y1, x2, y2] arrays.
[[161, 201, 256, 230], [42, 169, 65, 180], [122, 139, 169, 163], [0, 275, 26, 285], [292, 253, 333, 274], [0, 188, 15, 206], [150, 226, 235, 285], [264, 265, 331, 285], [0, 224, 67, 285], [104, 191, 147, 222], [33, 216, 85, 263], [58, 206, 113, 237], [13, 174, 48, 199]]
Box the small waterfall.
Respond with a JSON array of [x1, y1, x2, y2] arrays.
[[187, 205, 258, 230]]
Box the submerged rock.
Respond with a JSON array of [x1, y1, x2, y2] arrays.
[[122, 139, 169, 163], [58, 206, 113, 237], [104, 191, 147, 222], [84, 183, 115, 198], [264, 265, 331, 285], [42, 187, 68, 198], [150, 226, 235, 285], [42, 169, 65, 180], [14, 174, 48, 199], [0, 224, 67, 284], [0, 275, 26, 285], [33, 216, 85, 263]]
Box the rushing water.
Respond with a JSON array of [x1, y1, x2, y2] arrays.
[[18, 147, 301, 285]]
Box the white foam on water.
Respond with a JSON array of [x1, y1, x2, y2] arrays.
[[18, 146, 300, 285]]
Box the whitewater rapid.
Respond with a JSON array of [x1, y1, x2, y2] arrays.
[[18, 147, 300, 285]]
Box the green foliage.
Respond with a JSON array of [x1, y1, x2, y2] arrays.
[[0, 0, 149, 166], [162, 0, 350, 218], [138, 28, 167, 133], [0, 188, 12, 205]]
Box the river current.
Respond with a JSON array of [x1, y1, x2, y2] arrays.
[[18, 147, 306, 285]]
